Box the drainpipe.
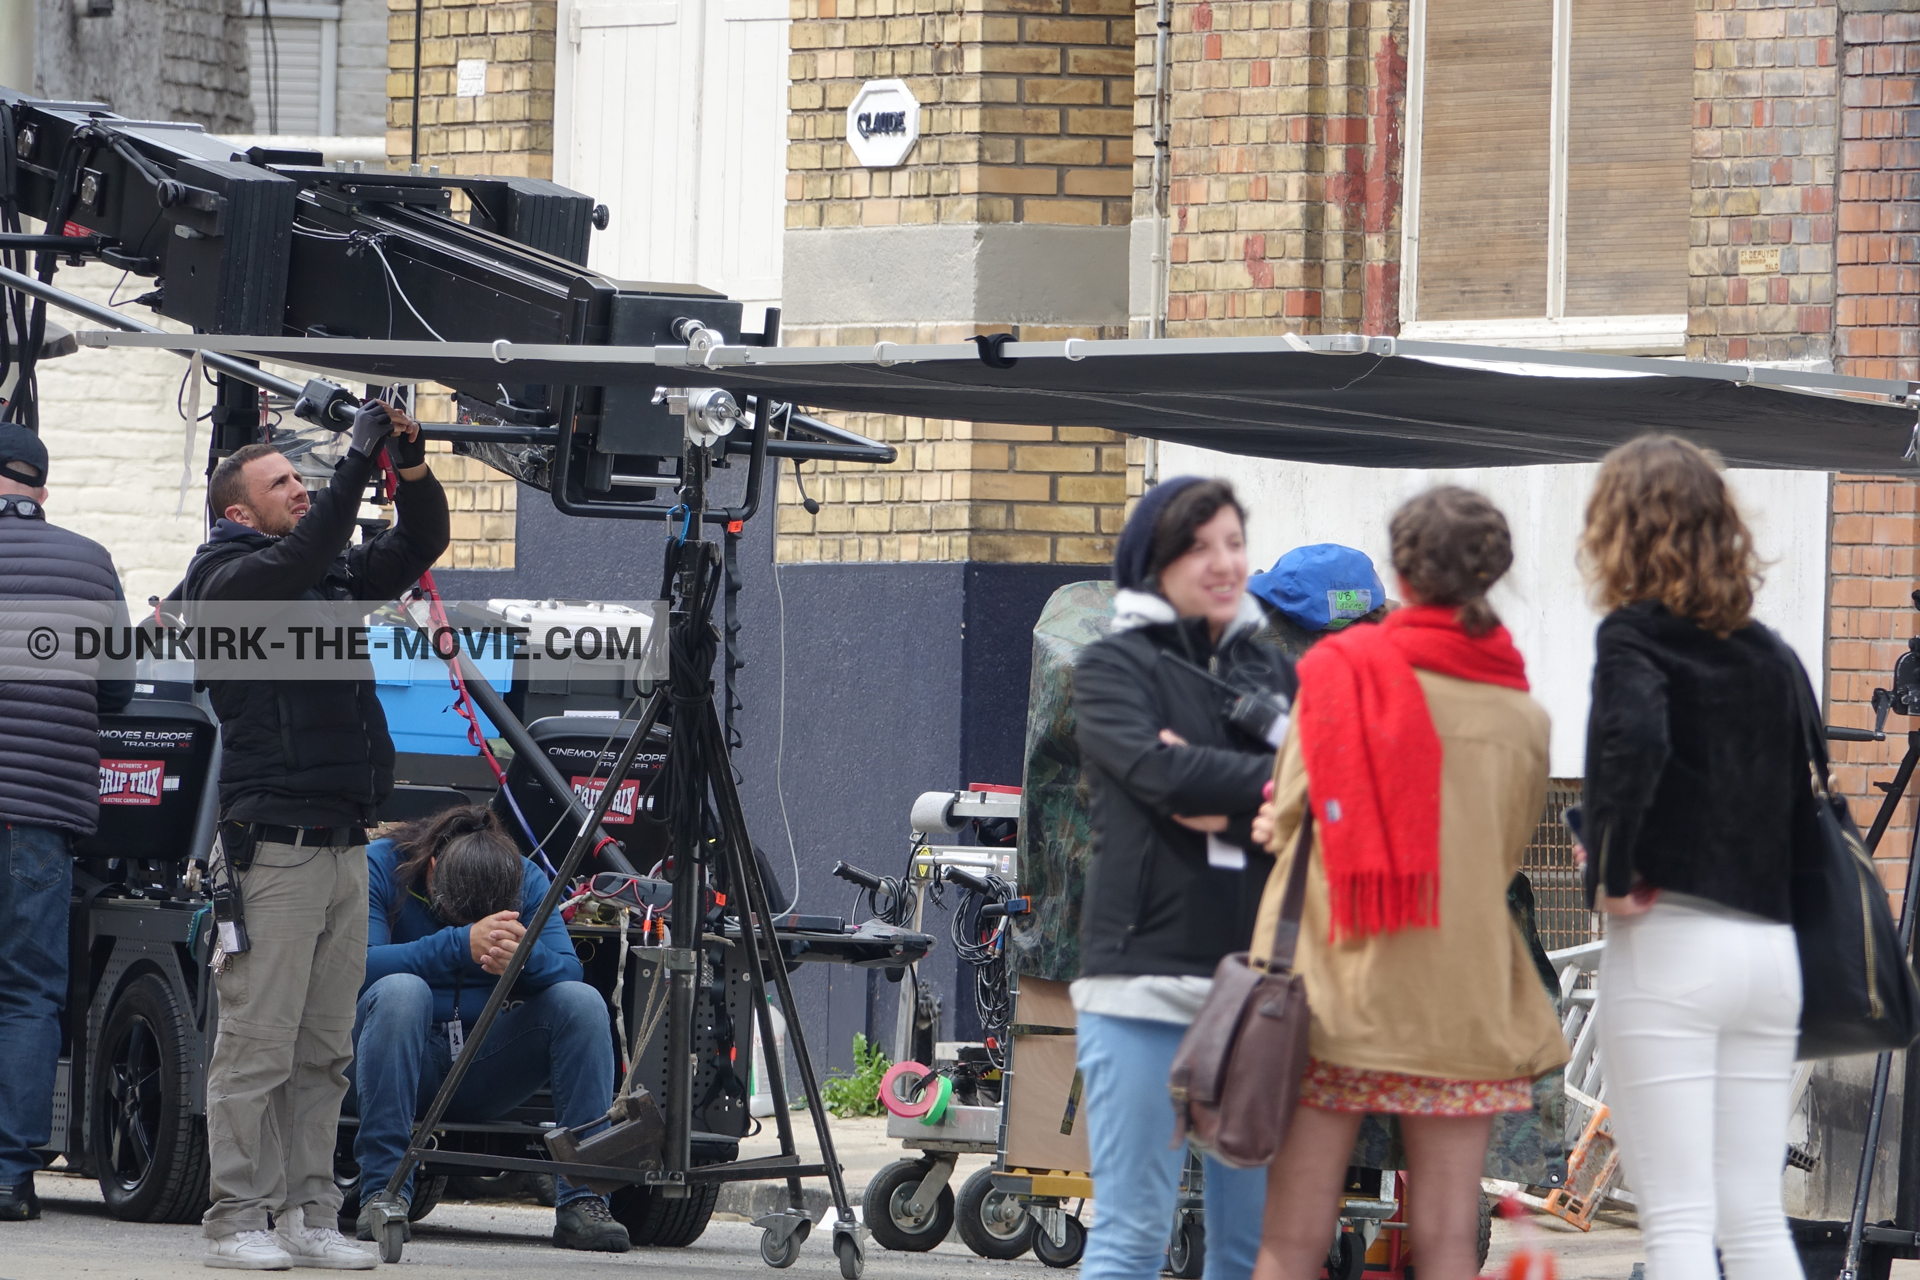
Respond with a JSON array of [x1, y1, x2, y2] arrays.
[[1150, 0, 1172, 342]]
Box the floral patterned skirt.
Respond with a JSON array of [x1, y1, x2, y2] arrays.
[[1299, 1058, 1535, 1117]]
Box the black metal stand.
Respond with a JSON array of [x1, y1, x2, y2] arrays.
[[370, 408, 866, 1275], [1830, 725, 1920, 1280]]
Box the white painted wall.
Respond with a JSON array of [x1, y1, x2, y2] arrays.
[[553, 0, 789, 331], [33, 264, 211, 605], [1158, 444, 1832, 777]]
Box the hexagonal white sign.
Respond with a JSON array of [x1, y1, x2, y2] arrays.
[[846, 79, 921, 169]]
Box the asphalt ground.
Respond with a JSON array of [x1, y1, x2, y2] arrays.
[[0, 1116, 1829, 1280]]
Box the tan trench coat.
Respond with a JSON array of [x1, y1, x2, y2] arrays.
[[1252, 669, 1570, 1081]]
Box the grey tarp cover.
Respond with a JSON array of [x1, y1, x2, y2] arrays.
[[1009, 582, 1568, 1186], [135, 334, 1919, 472]]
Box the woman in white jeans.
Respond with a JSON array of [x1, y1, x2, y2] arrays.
[[1579, 436, 1812, 1280]]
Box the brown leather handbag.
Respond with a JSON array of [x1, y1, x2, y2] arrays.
[[1167, 809, 1314, 1170]]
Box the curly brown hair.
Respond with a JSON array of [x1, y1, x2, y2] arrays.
[[1579, 435, 1760, 637], [1389, 486, 1514, 636]]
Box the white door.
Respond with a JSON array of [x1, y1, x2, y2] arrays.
[[242, 1, 340, 135], [556, 0, 788, 329]]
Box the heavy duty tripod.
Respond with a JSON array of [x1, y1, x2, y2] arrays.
[[1823, 598, 1920, 1280], [367, 397, 867, 1275]]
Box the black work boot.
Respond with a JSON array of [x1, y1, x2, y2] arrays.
[[0, 1178, 39, 1221], [353, 1191, 411, 1243], [553, 1196, 630, 1252]]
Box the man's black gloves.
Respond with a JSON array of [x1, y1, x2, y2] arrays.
[[385, 423, 428, 472], [348, 401, 394, 459]]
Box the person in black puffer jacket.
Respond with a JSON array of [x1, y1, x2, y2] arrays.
[[0, 425, 132, 1223], [181, 403, 448, 1270], [1071, 476, 1294, 1280]]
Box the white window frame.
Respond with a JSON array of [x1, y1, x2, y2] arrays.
[[240, 1, 341, 137], [1397, 0, 1685, 354]]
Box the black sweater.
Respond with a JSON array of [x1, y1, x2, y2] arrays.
[[1581, 602, 1814, 922], [181, 450, 449, 826], [1074, 605, 1296, 977]]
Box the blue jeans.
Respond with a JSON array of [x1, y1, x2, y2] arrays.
[[346, 974, 615, 1206], [0, 824, 70, 1190], [1077, 1010, 1268, 1280]]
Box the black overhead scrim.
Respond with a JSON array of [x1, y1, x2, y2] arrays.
[[78, 332, 1920, 472]]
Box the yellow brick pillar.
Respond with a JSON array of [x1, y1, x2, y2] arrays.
[[777, 0, 1137, 566]]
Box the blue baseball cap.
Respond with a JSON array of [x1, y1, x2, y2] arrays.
[[1248, 544, 1385, 631]]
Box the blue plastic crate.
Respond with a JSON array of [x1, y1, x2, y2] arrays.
[[372, 648, 514, 755]]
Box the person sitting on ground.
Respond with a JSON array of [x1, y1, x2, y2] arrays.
[[347, 806, 630, 1253], [1247, 542, 1392, 658]]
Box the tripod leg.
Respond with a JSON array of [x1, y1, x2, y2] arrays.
[[377, 688, 669, 1215], [1842, 738, 1920, 1280], [701, 704, 862, 1236]]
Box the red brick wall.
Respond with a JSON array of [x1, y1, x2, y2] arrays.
[[1829, 9, 1920, 892], [1688, 0, 1838, 364], [1836, 9, 1920, 379], [1156, 0, 1406, 335]]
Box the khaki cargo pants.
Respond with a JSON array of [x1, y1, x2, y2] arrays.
[[201, 838, 367, 1238]]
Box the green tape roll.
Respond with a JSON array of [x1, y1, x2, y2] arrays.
[[919, 1074, 953, 1126]]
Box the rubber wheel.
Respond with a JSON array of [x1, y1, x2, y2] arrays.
[[761, 1227, 803, 1268], [836, 1232, 864, 1280], [333, 1143, 445, 1226], [955, 1166, 1033, 1259], [91, 974, 211, 1224], [381, 1218, 405, 1264], [1168, 1211, 1205, 1279], [1327, 1228, 1366, 1280], [1034, 1214, 1087, 1268], [863, 1158, 955, 1253], [609, 1179, 721, 1247]]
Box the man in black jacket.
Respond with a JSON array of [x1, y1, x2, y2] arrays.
[[182, 402, 448, 1271], [0, 425, 132, 1223]]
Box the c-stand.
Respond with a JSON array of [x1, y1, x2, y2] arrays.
[[368, 394, 867, 1276], [1819, 590, 1920, 1280]]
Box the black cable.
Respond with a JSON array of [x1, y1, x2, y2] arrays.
[[946, 872, 1012, 1067]]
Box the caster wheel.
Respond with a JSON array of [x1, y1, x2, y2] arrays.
[[1034, 1214, 1086, 1268], [835, 1232, 864, 1279], [955, 1166, 1033, 1260], [1327, 1228, 1365, 1280], [863, 1158, 954, 1252], [761, 1227, 802, 1268], [380, 1218, 405, 1264], [1167, 1210, 1205, 1279]]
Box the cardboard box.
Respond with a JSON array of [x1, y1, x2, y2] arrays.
[[1003, 977, 1090, 1174]]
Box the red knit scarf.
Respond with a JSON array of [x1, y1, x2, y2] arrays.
[[1293, 605, 1529, 941]]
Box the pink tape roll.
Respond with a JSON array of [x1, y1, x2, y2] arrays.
[[878, 1062, 935, 1119]]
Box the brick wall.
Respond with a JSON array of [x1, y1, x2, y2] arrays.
[[1687, 0, 1837, 364], [785, 0, 1135, 230], [772, 383, 1127, 564], [1835, 8, 1920, 380], [35, 0, 254, 132], [386, 0, 556, 178], [1151, 0, 1406, 336], [339, 0, 392, 136], [778, 0, 1134, 564], [1827, 8, 1920, 891]]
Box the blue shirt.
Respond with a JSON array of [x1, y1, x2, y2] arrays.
[[363, 836, 584, 1025]]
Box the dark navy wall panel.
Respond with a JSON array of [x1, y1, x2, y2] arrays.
[[435, 477, 1105, 1075]]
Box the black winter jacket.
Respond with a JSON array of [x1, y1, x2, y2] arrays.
[[0, 504, 133, 835], [1075, 593, 1297, 978], [1582, 602, 1814, 922], [180, 450, 448, 827]]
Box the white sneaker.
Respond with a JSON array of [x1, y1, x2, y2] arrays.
[[274, 1207, 377, 1270], [204, 1230, 294, 1270]]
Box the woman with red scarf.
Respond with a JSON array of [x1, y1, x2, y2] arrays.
[[1248, 487, 1568, 1280]]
